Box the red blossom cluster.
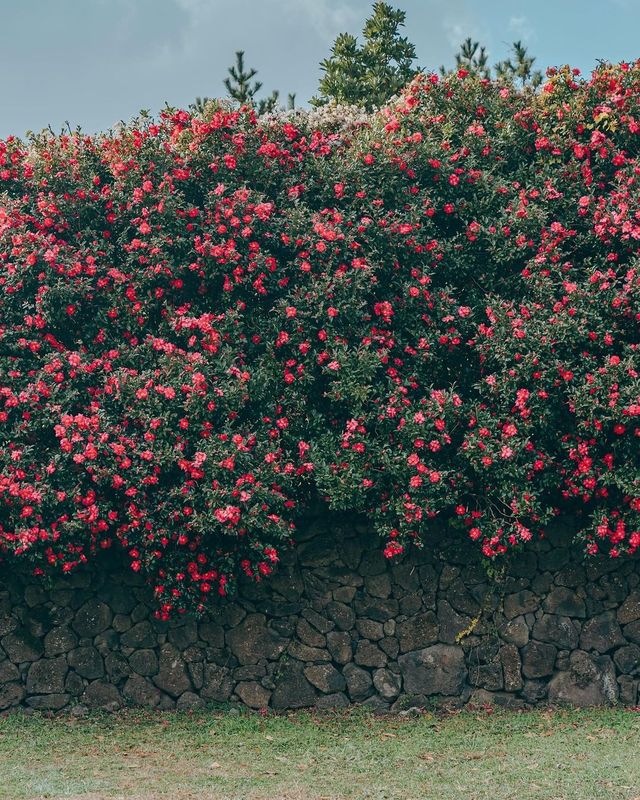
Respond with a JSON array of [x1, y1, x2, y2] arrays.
[[1, 62, 639, 614]]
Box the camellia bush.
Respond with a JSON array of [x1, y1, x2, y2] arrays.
[[1, 63, 639, 616]]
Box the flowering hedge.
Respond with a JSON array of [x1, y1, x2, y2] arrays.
[[1, 63, 639, 616]]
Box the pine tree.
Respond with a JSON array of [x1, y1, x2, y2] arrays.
[[257, 90, 279, 115], [224, 50, 263, 105], [257, 92, 296, 114], [313, 2, 419, 111], [191, 52, 294, 116], [441, 38, 491, 78], [443, 38, 543, 90], [495, 41, 543, 89], [220, 52, 295, 115]]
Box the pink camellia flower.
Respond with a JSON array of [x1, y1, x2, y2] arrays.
[[214, 506, 241, 526]]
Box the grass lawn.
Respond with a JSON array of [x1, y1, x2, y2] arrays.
[[0, 707, 639, 800]]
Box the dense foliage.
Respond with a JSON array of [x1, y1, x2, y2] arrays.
[[313, 2, 419, 111], [1, 62, 639, 616]]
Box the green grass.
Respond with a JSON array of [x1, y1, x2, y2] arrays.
[[0, 707, 639, 799]]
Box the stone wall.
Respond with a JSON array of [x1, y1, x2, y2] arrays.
[[1, 515, 639, 713]]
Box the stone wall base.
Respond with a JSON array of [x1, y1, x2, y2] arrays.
[[1, 516, 639, 713]]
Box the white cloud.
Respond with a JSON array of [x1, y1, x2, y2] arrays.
[[276, 0, 359, 40], [508, 15, 535, 42], [172, 0, 357, 43], [437, 0, 487, 52], [173, 0, 213, 13], [443, 20, 468, 49]]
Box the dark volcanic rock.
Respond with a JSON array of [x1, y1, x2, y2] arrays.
[[68, 646, 104, 679], [325, 602, 356, 631], [373, 668, 402, 700], [579, 612, 625, 653], [521, 642, 556, 679], [326, 631, 352, 664], [2, 628, 43, 663], [0, 683, 25, 710], [123, 674, 162, 708], [226, 614, 288, 665], [153, 644, 191, 697], [73, 600, 112, 638], [26, 694, 70, 711], [120, 621, 156, 649], [44, 627, 78, 657], [82, 680, 122, 710], [617, 593, 640, 625], [26, 657, 68, 694], [497, 616, 529, 648], [500, 645, 523, 692], [296, 619, 326, 648], [271, 664, 317, 709], [201, 664, 234, 702], [614, 644, 640, 675], [398, 645, 466, 696], [316, 692, 350, 709], [504, 591, 539, 620], [543, 588, 586, 618], [129, 649, 158, 677], [288, 641, 331, 662], [235, 681, 271, 709], [304, 664, 347, 694], [437, 601, 473, 645], [398, 611, 439, 653], [532, 614, 579, 650], [354, 640, 387, 668], [343, 663, 373, 700], [469, 662, 503, 691], [548, 651, 618, 706]]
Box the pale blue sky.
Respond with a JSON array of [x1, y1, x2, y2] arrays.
[[1, 0, 638, 138]]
